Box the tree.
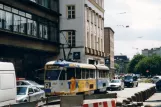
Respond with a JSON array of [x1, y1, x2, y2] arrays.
[[114, 63, 120, 73], [135, 55, 161, 76], [127, 54, 146, 73]]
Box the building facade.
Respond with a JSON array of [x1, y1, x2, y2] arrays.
[[142, 48, 161, 57], [114, 55, 129, 74], [59, 0, 106, 64], [104, 27, 114, 78], [0, 0, 60, 81]]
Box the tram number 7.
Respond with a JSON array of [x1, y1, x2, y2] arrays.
[[45, 82, 51, 89]]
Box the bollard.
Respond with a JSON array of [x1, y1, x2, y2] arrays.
[[134, 93, 139, 102], [116, 101, 122, 107], [142, 91, 146, 101], [131, 95, 137, 102], [127, 97, 132, 102]]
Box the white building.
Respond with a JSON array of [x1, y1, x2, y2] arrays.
[[59, 0, 106, 64], [142, 48, 161, 57]]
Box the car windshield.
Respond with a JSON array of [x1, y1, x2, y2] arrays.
[[111, 80, 120, 83], [45, 70, 61, 80], [124, 76, 133, 80], [17, 87, 27, 95], [28, 80, 40, 85], [153, 77, 159, 79]]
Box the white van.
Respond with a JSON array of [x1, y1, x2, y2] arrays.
[[0, 62, 16, 106]]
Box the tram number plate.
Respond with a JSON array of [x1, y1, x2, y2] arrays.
[[45, 82, 51, 89]]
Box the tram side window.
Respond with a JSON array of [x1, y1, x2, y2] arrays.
[[67, 68, 75, 80], [99, 70, 102, 78], [89, 69, 94, 78], [59, 70, 65, 80], [86, 69, 90, 79], [76, 68, 81, 79], [82, 69, 86, 79]]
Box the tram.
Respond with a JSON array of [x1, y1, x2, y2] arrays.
[[44, 60, 110, 96]]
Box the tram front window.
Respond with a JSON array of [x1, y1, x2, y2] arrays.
[[45, 70, 60, 80]]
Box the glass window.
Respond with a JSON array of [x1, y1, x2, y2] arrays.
[[43, 25, 48, 39], [67, 68, 75, 80], [28, 88, 34, 93], [59, 70, 65, 80], [45, 70, 61, 80], [86, 69, 90, 79], [4, 5, 11, 11], [32, 21, 37, 36], [26, 13, 32, 19], [5, 12, 12, 30], [39, 24, 43, 38], [82, 69, 86, 79], [76, 68, 81, 79], [90, 69, 94, 78], [17, 87, 27, 95], [49, 24, 57, 42], [13, 15, 20, 32], [67, 5, 75, 19], [50, 0, 58, 12], [27, 19, 33, 35], [0, 10, 4, 28], [12, 8, 18, 14], [19, 11, 25, 17], [0, 4, 3, 9], [68, 31, 75, 47], [20, 17, 26, 33]]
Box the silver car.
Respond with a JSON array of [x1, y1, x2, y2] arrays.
[[17, 80, 44, 90], [16, 85, 45, 103], [108, 79, 124, 90]]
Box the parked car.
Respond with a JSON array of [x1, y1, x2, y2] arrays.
[[156, 80, 161, 91], [152, 76, 161, 83], [17, 79, 44, 90], [107, 79, 124, 90], [16, 85, 45, 103], [0, 62, 16, 106], [124, 75, 138, 88]]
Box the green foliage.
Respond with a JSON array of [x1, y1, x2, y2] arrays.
[[135, 55, 161, 76], [114, 63, 120, 71], [127, 54, 146, 73]]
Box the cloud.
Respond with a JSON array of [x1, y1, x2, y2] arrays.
[[104, 0, 161, 58]]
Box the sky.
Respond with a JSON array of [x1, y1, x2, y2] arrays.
[[104, 0, 161, 59]]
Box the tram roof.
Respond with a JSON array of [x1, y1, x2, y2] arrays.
[[46, 60, 96, 69]]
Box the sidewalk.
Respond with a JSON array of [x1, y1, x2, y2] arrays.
[[144, 91, 161, 107]]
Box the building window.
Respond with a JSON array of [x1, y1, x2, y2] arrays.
[[39, 24, 48, 39], [49, 23, 58, 42], [0, 10, 4, 28], [20, 17, 26, 34], [68, 31, 75, 47], [5, 12, 12, 30], [13, 15, 20, 32], [67, 5, 75, 19], [0, 3, 58, 43], [32, 21, 37, 36], [27, 19, 33, 35], [87, 32, 90, 47], [95, 36, 97, 50]]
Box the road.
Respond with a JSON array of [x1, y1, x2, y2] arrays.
[[43, 83, 155, 107], [109, 83, 155, 102]]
